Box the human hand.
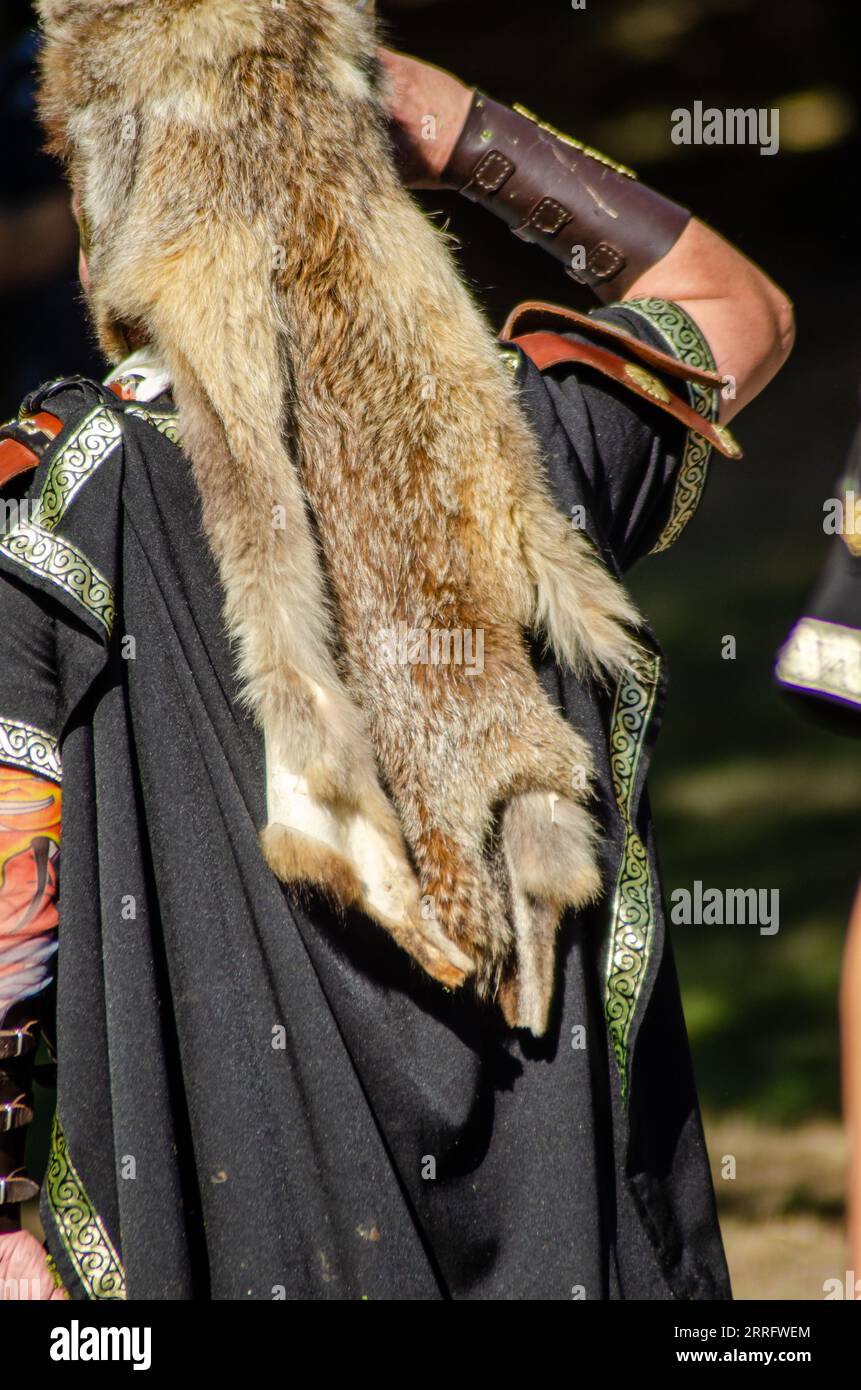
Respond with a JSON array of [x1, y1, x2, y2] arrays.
[[0, 1228, 67, 1299], [378, 48, 472, 188]]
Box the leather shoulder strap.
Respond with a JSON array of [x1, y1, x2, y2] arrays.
[[0, 410, 64, 489], [502, 299, 725, 390], [505, 327, 742, 460]]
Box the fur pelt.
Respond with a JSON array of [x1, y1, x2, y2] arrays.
[[36, 0, 642, 1034]]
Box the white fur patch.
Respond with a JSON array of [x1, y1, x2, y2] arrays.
[[148, 88, 221, 129], [326, 52, 372, 101], [266, 741, 417, 927]]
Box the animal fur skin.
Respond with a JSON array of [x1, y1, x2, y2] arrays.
[[37, 0, 642, 1034]]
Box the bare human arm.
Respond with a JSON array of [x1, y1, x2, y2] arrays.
[[0, 764, 65, 1299], [627, 221, 794, 423], [379, 49, 794, 424]]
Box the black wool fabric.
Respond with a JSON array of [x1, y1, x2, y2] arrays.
[[0, 304, 731, 1300]]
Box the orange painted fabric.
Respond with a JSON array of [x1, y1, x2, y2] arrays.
[[0, 768, 61, 1010]]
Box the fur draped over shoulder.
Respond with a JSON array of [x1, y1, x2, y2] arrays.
[[36, 0, 642, 1034]]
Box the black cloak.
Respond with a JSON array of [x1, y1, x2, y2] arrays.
[[0, 298, 730, 1300]]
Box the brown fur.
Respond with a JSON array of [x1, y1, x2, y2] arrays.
[[36, 0, 642, 1032]]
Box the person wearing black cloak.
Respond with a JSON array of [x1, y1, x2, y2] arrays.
[[774, 403, 861, 1286], [0, 32, 793, 1300]]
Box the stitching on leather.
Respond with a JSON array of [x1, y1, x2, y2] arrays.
[[529, 197, 571, 234], [588, 242, 625, 277], [473, 151, 515, 192]]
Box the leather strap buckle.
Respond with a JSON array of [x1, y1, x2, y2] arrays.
[[513, 197, 573, 243], [567, 242, 627, 285], [465, 149, 515, 197], [0, 1098, 34, 1134], [0, 1022, 39, 1060], [0, 1174, 40, 1206]]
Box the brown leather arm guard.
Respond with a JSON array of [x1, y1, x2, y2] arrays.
[[442, 92, 691, 301], [0, 1002, 42, 1235]]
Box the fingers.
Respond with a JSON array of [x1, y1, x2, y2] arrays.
[[0, 1228, 65, 1299]]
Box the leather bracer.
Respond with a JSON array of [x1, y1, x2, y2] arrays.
[[442, 92, 690, 301]]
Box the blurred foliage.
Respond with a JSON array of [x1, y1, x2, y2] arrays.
[[634, 481, 858, 1123]]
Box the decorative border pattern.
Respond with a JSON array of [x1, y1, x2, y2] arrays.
[[614, 297, 720, 553], [512, 104, 638, 179], [0, 716, 62, 783], [605, 649, 662, 1097], [775, 616, 861, 709], [44, 1251, 67, 1295], [44, 1114, 127, 1301], [125, 406, 180, 446], [0, 523, 115, 635], [0, 398, 123, 635], [38, 408, 122, 533]]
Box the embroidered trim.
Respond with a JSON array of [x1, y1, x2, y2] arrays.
[[0, 522, 115, 635], [605, 649, 662, 1097], [512, 104, 637, 179], [44, 1251, 67, 1296], [613, 298, 719, 553], [0, 717, 62, 783], [0, 397, 122, 634], [44, 1113, 127, 1301], [125, 405, 180, 445], [38, 408, 122, 533], [776, 616, 861, 709]]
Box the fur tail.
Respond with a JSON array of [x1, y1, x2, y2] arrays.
[[115, 222, 473, 989], [497, 791, 602, 1034], [519, 488, 643, 681]]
